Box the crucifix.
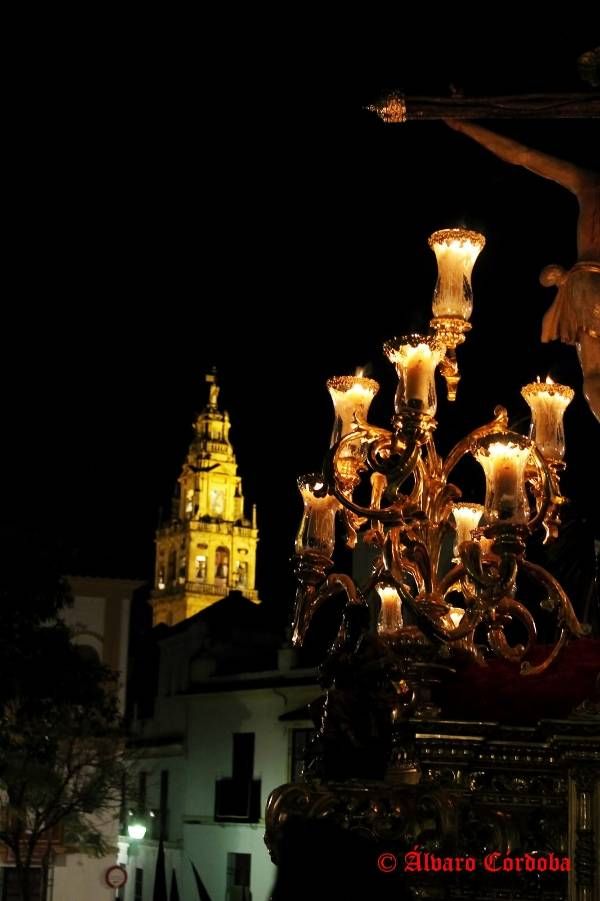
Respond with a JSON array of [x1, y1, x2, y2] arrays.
[[368, 84, 600, 422]]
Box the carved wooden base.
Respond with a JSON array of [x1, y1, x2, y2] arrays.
[[266, 717, 600, 900]]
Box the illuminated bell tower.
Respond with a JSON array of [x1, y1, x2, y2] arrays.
[[151, 372, 260, 626]]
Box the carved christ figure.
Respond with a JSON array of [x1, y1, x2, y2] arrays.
[[445, 120, 600, 422]]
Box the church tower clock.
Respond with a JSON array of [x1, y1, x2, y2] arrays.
[[151, 372, 260, 626]]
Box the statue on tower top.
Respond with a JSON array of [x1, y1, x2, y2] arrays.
[[205, 369, 220, 410]]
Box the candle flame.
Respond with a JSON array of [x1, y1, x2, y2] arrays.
[[376, 584, 401, 604], [376, 583, 403, 635], [545, 375, 554, 385], [448, 608, 464, 628], [486, 440, 529, 460], [355, 366, 365, 378]]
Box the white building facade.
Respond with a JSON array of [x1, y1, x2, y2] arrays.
[[52, 577, 140, 901], [121, 597, 318, 901]]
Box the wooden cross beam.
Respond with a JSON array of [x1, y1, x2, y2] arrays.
[[367, 92, 600, 122]]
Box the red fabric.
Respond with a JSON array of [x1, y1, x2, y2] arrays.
[[438, 639, 600, 724]]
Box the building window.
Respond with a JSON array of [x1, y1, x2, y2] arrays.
[[214, 733, 260, 823], [157, 550, 166, 590], [195, 554, 207, 581], [167, 550, 176, 586], [226, 852, 251, 900], [134, 868, 143, 901], [290, 728, 313, 783], [215, 547, 229, 588]]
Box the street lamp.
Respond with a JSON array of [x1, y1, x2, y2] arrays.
[[127, 810, 148, 841]]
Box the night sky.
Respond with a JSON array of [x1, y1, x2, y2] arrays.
[[5, 31, 599, 625]]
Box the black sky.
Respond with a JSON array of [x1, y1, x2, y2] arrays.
[[5, 29, 599, 621]]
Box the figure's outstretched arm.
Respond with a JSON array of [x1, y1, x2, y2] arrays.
[[445, 120, 586, 196]]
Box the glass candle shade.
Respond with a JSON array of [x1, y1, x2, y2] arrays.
[[521, 378, 574, 462], [295, 474, 338, 557], [376, 584, 403, 636], [428, 228, 486, 320], [451, 502, 484, 560], [474, 434, 532, 525], [384, 335, 445, 416], [327, 375, 379, 445]]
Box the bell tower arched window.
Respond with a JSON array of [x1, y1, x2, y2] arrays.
[[167, 551, 176, 586], [215, 547, 229, 589]]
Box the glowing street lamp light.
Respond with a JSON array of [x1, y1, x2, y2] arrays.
[[127, 811, 147, 841]]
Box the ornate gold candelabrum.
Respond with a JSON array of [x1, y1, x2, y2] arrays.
[[290, 228, 588, 784]]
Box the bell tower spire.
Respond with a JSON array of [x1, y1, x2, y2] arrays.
[[151, 372, 260, 627]]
